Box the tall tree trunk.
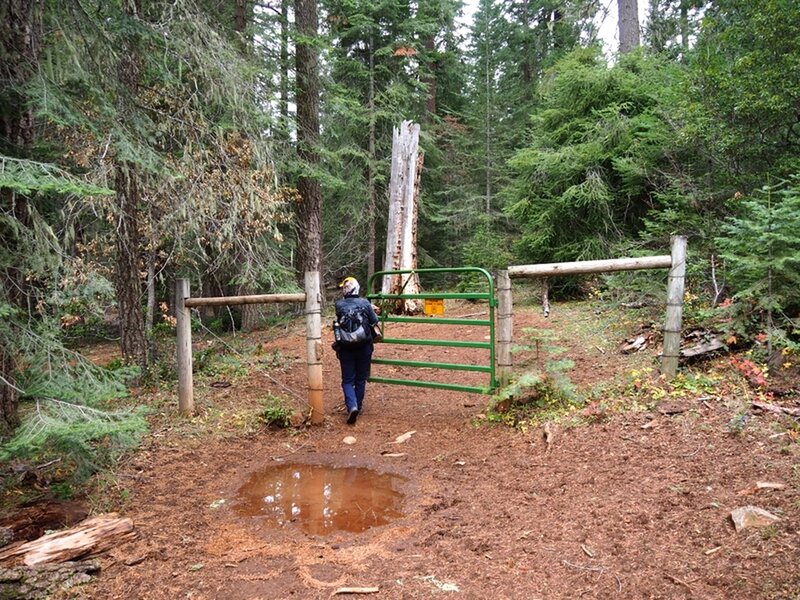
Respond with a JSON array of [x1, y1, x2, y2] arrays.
[[279, 0, 290, 131], [422, 34, 437, 119], [114, 166, 148, 369], [115, 0, 148, 370], [382, 121, 422, 313], [618, 0, 640, 54], [482, 0, 492, 213], [679, 0, 689, 58], [0, 344, 19, 439], [367, 30, 376, 285], [294, 0, 322, 276], [0, 0, 43, 435], [234, 0, 249, 34]]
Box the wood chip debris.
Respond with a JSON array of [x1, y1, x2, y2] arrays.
[[665, 574, 694, 591], [543, 422, 554, 454], [756, 481, 786, 490], [332, 586, 380, 595], [392, 431, 416, 444]]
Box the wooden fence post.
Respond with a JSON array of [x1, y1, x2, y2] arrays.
[[497, 270, 513, 387], [176, 278, 194, 415], [305, 271, 324, 424], [661, 235, 687, 379]]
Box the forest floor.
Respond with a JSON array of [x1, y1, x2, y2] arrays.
[[3, 299, 800, 599]]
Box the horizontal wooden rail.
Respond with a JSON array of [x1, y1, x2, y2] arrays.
[[175, 277, 322, 424], [508, 255, 671, 278], [184, 293, 305, 308]]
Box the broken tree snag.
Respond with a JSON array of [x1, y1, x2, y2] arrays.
[[382, 120, 422, 314], [0, 514, 136, 566]]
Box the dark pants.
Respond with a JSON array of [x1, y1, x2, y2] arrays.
[[337, 343, 373, 412]]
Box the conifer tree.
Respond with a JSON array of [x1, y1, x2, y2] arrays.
[[716, 179, 800, 362]]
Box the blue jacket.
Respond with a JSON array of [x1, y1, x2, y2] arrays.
[[335, 295, 379, 342]]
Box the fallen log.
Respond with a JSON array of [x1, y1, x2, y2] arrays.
[[752, 401, 800, 417], [0, 513, 136, 566], [680, 336, 724, 358]]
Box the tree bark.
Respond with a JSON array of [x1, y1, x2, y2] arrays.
[[367, 30, 376, 285], [279, 0, 290, 130], [0, 514, 136, 566], [617, 0, 640, 54], [0, 0, 41, 154], [114, 166, 148, 369], [234, 0, 249, 34], [0, 345, 19, 439], [114, 0, 148, 370], [0, 0, 43, 435], [679, 0, 689, 58], [422, 34, 437, 119], [294, 0, 323, 276]]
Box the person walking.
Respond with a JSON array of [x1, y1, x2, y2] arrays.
[[333, 277, 379, 425]]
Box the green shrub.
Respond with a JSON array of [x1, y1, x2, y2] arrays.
[[259, 394, 293, 428]]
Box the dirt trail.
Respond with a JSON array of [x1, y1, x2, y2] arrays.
[[55, 304, 800, 598]]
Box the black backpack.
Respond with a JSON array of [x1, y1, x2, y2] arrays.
[[334, 305, 370, 347]]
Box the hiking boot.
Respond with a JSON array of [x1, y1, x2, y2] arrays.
[[347, 409, 359, 425]]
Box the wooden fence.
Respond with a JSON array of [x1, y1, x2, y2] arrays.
[[175, 271, 324, 424], [497, 235, 687, 384]]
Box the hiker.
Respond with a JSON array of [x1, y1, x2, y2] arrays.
[[333, 276, 380, 425]]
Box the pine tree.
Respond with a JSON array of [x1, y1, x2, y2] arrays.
[[505, 48, 679, 263], [716, 179, 800, 361]]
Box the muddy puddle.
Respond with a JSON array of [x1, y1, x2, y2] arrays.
[[232, 462, 406, 535]]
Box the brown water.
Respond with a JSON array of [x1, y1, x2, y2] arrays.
[[232, 463, 406, 535]]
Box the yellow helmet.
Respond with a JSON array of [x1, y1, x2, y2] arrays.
[[338, 276, 360, 296]]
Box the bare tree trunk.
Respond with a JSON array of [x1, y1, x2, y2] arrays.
[[295, 0, 322, 277], [618, 0, 640, 54], [382, 121, 422, 313], [114, 0, 148, 370]]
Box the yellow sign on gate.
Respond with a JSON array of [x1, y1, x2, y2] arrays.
[[424, 298, 444, 316]]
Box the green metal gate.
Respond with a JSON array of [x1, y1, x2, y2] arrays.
[[366, 267, 497, 394]]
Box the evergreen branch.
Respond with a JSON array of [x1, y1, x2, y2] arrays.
[[0, 155, 114, 197]]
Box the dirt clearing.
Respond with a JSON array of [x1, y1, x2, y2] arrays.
[[6, 301, 800, 599]]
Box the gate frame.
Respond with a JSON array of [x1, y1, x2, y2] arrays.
[[367, 267, 498, 394]]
